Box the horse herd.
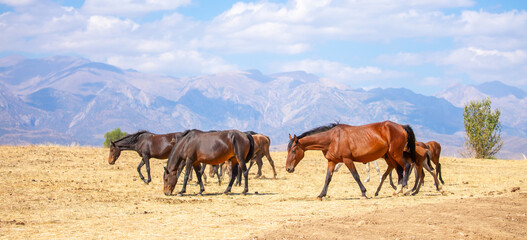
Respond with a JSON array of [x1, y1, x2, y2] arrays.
[[107, 120, 445, 199]]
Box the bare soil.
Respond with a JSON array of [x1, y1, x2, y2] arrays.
[[1, 145, 526, 239]]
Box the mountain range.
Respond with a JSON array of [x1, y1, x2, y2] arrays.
[[1, 55, 526, 159]]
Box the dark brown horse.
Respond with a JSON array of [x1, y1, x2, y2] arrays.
[[286, 121, 416, 199], [108, 131, 185, 184], [163, 129, 254, 196], [246, 133, 277, 179]]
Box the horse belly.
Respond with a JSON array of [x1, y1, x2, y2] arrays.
[[196, 148, 234, 166], [350, 144, 388, 163]]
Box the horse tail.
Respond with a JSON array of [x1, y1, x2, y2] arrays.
[[403, 125, 416, 163], [245, 133, 255, 163], [426, 150, 432, 168]]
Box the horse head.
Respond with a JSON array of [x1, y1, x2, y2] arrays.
[[108, 141, 121, 165], [163, 166, 178, 196], [286, 134, 305, 173]]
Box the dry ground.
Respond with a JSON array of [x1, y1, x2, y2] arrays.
[[1, 145, 526, 239]]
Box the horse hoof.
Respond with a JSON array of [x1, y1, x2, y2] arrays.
[[177, 193, 183, 197], [316, 197, 323, 201]]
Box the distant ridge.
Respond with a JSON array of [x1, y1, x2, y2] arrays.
[[1, 55, 527, 159]]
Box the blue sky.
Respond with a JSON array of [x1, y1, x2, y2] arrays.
[[1, 0, 526, 95]]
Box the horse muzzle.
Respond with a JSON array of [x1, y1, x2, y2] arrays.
[[108, 157, 116, 165], [286, 167, 295, 173]]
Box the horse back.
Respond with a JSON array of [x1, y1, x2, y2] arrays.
[[146, 132, 180, 159]]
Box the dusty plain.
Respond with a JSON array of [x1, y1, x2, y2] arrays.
[[1, 145, 526, 239]]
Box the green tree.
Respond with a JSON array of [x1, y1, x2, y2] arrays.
[[103, 128, 128, 148], [463, 98, 503, 159]]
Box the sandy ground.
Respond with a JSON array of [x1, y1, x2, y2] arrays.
[[1, 145, 526, 239]]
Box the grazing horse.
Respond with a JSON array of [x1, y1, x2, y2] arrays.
[[376, 145, 443, 196], [163, 129, 254, 196], [245, 133, 277, 179], [108, 131, 184, 184], [286, 121, 416, 200]]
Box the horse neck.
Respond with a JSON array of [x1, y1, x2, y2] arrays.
[[298, 131, 333, 151], [115, 140, 136, 151]]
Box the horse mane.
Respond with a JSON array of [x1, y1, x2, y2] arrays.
[[245, 131, 259, 135], [114, 130, 151, 147], [288, 123, 339, 150]]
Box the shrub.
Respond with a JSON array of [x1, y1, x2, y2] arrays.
[[463, 98, 503, 159], [103, 128, 128, 148]]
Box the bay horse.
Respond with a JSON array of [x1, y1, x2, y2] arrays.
[[423, 141, 444, 184], [376, 145, 443, 196], [388, 141, 444, 189], [245, 133, 277, 179], [286, 121, 416, 200], [108, 131, 185, 184], [163, 129, 254, 196]]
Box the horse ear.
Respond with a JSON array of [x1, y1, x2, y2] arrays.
[[164, 166, 169, 174], [288, 134, 292, 140], [110, 141, 115, 147]]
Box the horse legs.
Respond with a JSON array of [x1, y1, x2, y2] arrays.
[[388, 171, 397, 190], [211, 165, 221, 186], [372, 160, 382, 183], [437, 163, 444, 184], [239, 161, 249, 195], [136, 160, 146, 183], [178, 158, 193, 196], [224, 161, 239, 194], [193, 164, 205, 195], [142, 156, 152, 184], [264, 151, 277, 179], [365, 162, 371, 183], [402, 161, 411, 188], [255, 156, 264, 178], [423, 159, 443, 194], [343, 158, 367, 198], [235, 164, 242, 186], [394, 165, 405, 195], [317, 161, 337, 200], [406, 163, 422, 195], [375, 164, 395, 196]]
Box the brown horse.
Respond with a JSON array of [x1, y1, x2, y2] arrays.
[[246, 133, 277, 179], [286, 121, 416, 199], [422, 141, 444, 184], [389, 141, 444, 189], [376, 145, 443, 196], [108, 131, 185, 184], [163, 129, 254, 196]]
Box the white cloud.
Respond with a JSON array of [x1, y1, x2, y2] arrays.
[[275, 59, 410, 88], [81, 0, 191, 17], [106, 50, 238, 76], [0, 0, 526, 90], [0, 0, 35, 6]]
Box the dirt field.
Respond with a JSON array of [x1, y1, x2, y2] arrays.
[[1, 145, 526, 239]]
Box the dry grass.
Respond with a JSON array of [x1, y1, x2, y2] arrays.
[[1, 145, 526, 239]]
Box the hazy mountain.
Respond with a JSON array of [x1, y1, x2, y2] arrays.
[[1, 56, 526, 159]]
